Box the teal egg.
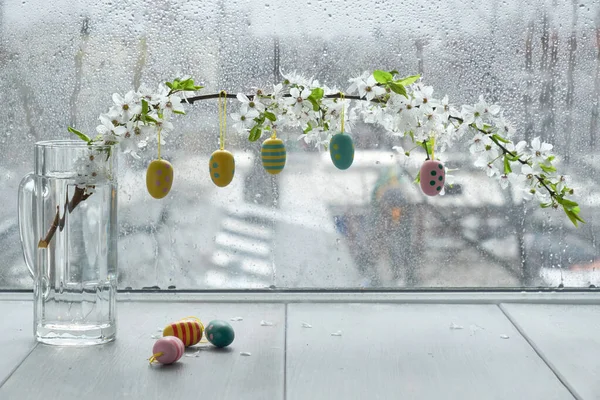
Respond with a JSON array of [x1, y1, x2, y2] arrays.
[[206, 320, 235, 348], [329, 133, 354, 170]]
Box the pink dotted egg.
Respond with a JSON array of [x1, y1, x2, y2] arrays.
[[420, 160, 445, 196], [150, 336, 185, 365]]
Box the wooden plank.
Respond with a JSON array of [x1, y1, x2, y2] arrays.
[[0, 302, 285, 400], [286, 303, 574, 400], [0, 301, 36, 385], [501, 303, 600, 400]]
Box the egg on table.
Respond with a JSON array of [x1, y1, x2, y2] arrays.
[[261, 137, 286, 175], [205, 319, 235, 348], [149, 336, 185, 365], [209, 150, 235, 187], [419, 160, 445, 196], [163, 317, 204, 347], [146, 159, 174, 199], [329, 133, 354, 170]]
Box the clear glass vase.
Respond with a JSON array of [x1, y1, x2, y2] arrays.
[[18, 140, 118, 345]]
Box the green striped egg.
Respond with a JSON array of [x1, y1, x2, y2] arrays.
[[261, 137, 286, 175], [329, 133, 354, 170]]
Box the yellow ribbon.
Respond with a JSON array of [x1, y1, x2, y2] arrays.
[[340, 92, 345, 134], [218, 91, 227, 150]]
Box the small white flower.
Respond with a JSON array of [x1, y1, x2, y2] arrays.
[[160, 95, 186, 116], [434, 95, 451, 120], [112, 91, 142, 122], [475, 95, 501, 119], [461, 104, 485, 130], [281, 70, 310, 87], [231, 105, 260, 134], [358, 75, 386, 101], [271, 83, 284, 100], [73, 150, 112, 184], [347, 71, 370, 95], [530, 137, 553, 163], [413, 85, 436, 107], [237, 93, 266, 112], [285, 87, 312, 113], [96, 114, 117, 139], [469, 133, 492, 154], [555, 175, 572, 193], [474, 153, 500, 177], [521, 187, 549, 203], [494, 113, 516, 137]]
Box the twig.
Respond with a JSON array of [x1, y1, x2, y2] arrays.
[[184, 92, 363, 104], [38, 186, 94, 248]]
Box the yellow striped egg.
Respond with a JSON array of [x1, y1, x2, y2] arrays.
[[146, 159, 174, 199], [163, 317, 204, 347], [209, 149, 235, 187], [261, 138, 286, 175]]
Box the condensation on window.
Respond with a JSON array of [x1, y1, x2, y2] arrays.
[[1, 0, 599, 289]]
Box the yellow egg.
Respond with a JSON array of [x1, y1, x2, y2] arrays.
[[146, 159, 174, 199], [209, 150, 235, 187]]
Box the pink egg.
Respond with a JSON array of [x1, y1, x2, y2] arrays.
[[151, 336, 185, 365], [420, 160, 445, 196]]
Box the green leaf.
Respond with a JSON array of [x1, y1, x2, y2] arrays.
[[373, 70, 393, 84], [165, 82, 174, 89], [492, 134, 510, 144], [249, 125, 262, 142], [264, 111, 277, 122], [389, 70, 399, 76], [303, 123, 313, 134], [413, 171, 421, 184], [388, 82, 407, 98], [539, 164, 557, 174], [565, 209, 579, 227], [172, 110, 186, 115], [310, 87, 324, 100], [141, 99, 149, 115], [144, 115, 158, 124], [396, 74, 420, 86], [540, 202, 553, 208], [68, 127, 91, 143], [503, 156, 512, 174], [307, 97, 320, 112]]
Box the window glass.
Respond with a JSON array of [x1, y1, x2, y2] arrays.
[[1, 0, 599, 289]]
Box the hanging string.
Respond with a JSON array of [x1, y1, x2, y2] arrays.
[[339, 92, 346, 134], [431, 137, 435, 161], [218, 90, 227, 150], [157, 127, 162, 159], [271, 128, 277, 140]]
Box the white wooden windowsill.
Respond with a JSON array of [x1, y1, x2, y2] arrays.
[[0, 292, 598, 400]]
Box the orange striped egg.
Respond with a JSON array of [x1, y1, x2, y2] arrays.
[[163, 317, 204, 347]]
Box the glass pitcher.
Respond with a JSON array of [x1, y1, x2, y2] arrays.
[[18, 140, 118, 345]]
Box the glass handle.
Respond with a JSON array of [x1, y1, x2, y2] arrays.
[[18, 173, 36, 279]]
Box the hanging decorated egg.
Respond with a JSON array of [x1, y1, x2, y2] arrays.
[[420, 160, 445, 196], [209, 150, 235, 187], [329, 133, 354, 170], [163, 317, 205, 347], [261, 137, 286, 175], [205, 320, 235, 348], [146, 159, 174, 199]]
